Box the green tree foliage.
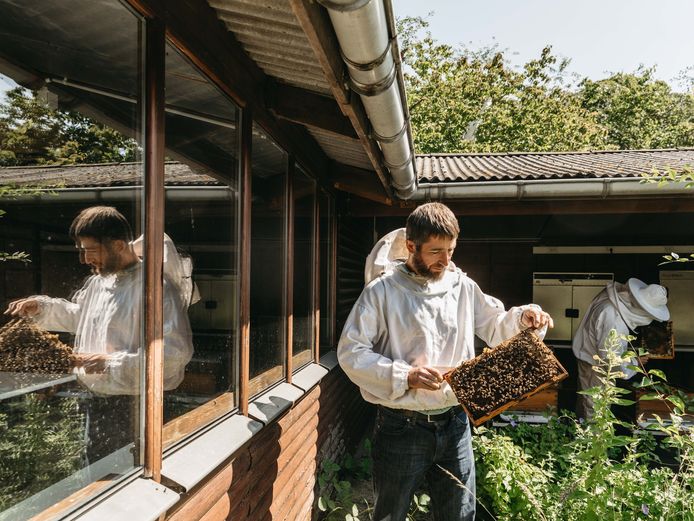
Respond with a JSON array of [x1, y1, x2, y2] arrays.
[[399, 17, 694, 154], [580, 67, 694, 149], [0, 87, 138, 166]]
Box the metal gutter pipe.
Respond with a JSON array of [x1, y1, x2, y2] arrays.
[[318, 0, 417, 199], [411, 177, 694, 200], [2, 186, 236, 203]]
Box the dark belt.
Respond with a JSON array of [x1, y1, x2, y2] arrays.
[[380, 405, 463, 423]]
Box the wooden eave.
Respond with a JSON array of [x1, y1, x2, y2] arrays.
[[288, 0, 395, 201]]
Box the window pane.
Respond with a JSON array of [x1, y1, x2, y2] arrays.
[[162, 44, 240, 435], [319, 190, 335, 356], [292, 166, 315, 369], [249, 124, 287, 393], [0, 1, 143, 517]]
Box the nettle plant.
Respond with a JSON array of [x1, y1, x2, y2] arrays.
[[317, 438, 431, 521], [473, 329, 694, 521]]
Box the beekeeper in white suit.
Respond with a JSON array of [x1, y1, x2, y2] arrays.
[[572, 277, 670, 420], [5, 206, 194, 396], [338, 203, 553, 521]]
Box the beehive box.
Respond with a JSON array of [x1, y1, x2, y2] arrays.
[[634, 320, 674, 360], [636, 390, 694, 422], [506, 385, 559, 413], [445, 329, 568, 426], [0, 319, 74, 374]]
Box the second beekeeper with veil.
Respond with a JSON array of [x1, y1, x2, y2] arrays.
[[572, 277, 670, 420]]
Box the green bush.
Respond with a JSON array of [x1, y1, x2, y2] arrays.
[[473, 329, 694, 520]]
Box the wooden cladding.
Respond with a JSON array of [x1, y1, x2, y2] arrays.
[[166, 369, 371, 521], [336, 215, 374, 334]]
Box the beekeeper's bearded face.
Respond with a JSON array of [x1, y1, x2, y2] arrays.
[[76, 236, 126, 276], [406, 235, 456, 280]]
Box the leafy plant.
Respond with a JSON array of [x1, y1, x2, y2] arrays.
[[317, 438, 431, 521], [473, 330, 694, 520]]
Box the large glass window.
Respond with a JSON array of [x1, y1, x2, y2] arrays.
[[161, 43, 240, 443], [0, 1, 143, 517], [249, 125, 287, 395], [291, 165, 316, 370]]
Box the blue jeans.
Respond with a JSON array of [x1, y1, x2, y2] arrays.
[[372, 406, 476, 521]]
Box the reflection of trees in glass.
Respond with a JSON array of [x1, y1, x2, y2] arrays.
[[0, 87, 139, 166], [0, 394, 85, 511]]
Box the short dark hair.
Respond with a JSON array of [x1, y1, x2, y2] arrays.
[[69, 206, 133, 243], [406, 202, 460, 246]]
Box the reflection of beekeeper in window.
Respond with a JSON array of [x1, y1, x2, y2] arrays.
[[572, 278, 669, 419], [5, 206, 194, 395]]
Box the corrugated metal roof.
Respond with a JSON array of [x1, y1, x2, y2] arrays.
[[0, 162, 221, 187], [207, 0, 332, 95], [416, 149, 694, 183]]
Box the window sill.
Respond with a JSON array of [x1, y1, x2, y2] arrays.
[[161, 414, 263, 492], [291, 363, 328, 391], [159, 360, 335, 492], [248, 382, 303, 424], [66, 478, 178, 521], [37, 357, 342, 520]]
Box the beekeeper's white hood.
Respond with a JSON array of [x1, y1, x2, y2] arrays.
[[364, 228, 457, 285], [131, 233, 200, 307]]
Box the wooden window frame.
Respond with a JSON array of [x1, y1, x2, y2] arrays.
[[288, 163, 319, 372], [143, 14, 166, 481], [286, 157, 295, 383]]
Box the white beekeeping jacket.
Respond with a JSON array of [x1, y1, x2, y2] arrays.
[[572, 282, 653, 379], [32, 261, 193, 395], [338, 229, 546, 411], [131, 233, 200, 307]]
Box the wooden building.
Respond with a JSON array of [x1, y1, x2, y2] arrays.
[[0, 1, 413, 520], [1, 1, 693, 520]]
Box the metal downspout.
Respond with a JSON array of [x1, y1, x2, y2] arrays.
[[318, 0, 417, 199]]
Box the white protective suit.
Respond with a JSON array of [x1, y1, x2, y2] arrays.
[[338, 228, 546, 411], [31, 260, 193, 396], [571, 281, 653, 379]]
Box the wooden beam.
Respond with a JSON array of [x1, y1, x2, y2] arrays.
[[143, 17, 166, 482], [239, 107, 252, 416], [332, 164, 393, 206], [286, 157, 295, 383], [288, 0, 395, 199], [346, 195, 694, 217], [266, 81, 357, 139]]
